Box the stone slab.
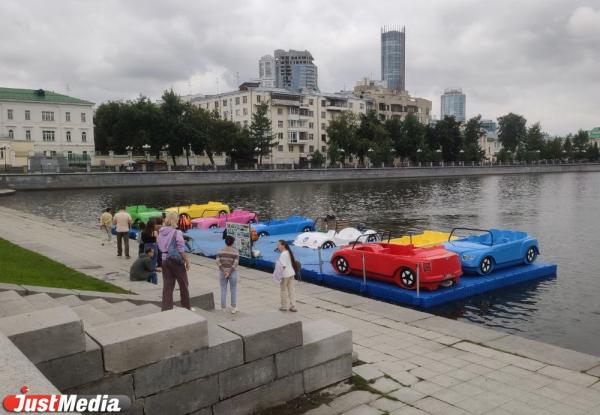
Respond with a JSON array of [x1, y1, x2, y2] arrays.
[[213, 373, 304, 415], [87, 308, 208, 373], [65, 374, 133, 396], [110, 303, 161, 322], [0, 283, 26, 295], [219, 311, 302, 362], [133, 324, 243, 397], [24, 293, 61, 310], [317, 291, 371, 307], [353, 364, 385, 382], [0, 290, 22, 302], [411, 316, 508, 343], [327, 390, 380, 414], [587, 365, 600, 377], [304, 354, 353, 393], [103, 300, 137, 315], [219, 356, 276, 399], [71, 303, 114, 327], [0, 297, 35, 317], [74, 290, 133, 302], [143, 376, 218, 415], [356, 301, 432, 323], [20, 285, 77, 298], [343, 404, 383, 415], [276, 319, 352, 378], [177, 292, 215, 311], [56, 294, 85, 307], [86, 298, 113, 310], [36, 335, 104, 390], [0, 305, 85, 363], [484, 335, 600, 371]]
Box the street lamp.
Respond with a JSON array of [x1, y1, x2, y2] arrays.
[[0, 144, 10, 171], [142, 144, 151, 160]]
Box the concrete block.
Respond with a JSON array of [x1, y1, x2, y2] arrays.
[[133, 324, 243, 397], [24, 293, 61, 310], [0, 290, 22, 302], [219, 356, 276, 399], [213, 373, 304, 415], [111, 303, 161, 322], [177, 291, 215, 311], [0, 297, 35, 317], [36, 335, 104, 390], [56, 294, 84, 307], [0, 305, 85, 363], [353, 364, 385, 381], [86, 298, 113, 310], [87, 308, 208, 373], [484, 335, 600, 371], [411, 316, 508, 343], [75, 290, 133, 303], [71, 303, 114, 327], [0, 283, 26, 295], [303, 354, 353, 393], [276, 319, 352, 377], [219, 312, 302, 362], [356, 301, 431, 323], [104, 300, 137, 315], [587, 365, 600, 377], [65, 374, 133, 396], [20, 285, 77, 298], [143, 376, 218, 415]]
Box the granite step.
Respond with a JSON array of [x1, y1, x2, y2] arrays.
[[56, 295, 85, 307], [24, 293, 62, 310], [85, 298, 113, 311], [71, 304, 114, 327], [109, 303, 162, 323], [103, 301, 137, 315]]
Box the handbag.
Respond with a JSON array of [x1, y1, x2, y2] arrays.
[[272, 261, 284, 283], [167, 230, 184, 264], [294, 260, 302, 281]]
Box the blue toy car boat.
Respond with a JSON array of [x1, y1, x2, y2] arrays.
[[253, 215, 315, 237], [444, 228, 539, 275], [111, 225, 138, 240]]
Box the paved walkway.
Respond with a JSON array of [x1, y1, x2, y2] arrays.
[[1, 206, 600, 415]]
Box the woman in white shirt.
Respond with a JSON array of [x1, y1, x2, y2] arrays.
[[276, 240, 298, 312]]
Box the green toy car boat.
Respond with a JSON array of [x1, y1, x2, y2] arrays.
[[126, 205, 163, 226]]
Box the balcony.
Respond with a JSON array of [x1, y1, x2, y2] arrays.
[[272, 98, 301, 107]]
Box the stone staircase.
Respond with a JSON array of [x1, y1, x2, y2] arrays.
[[0, 288, 353, 415]]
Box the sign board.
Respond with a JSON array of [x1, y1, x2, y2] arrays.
[[226, 222, 252, 258]]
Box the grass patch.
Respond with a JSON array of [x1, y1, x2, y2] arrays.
[[0, 238, 127, 293]]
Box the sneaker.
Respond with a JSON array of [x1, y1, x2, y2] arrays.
[[279, 307, 288, 311], [231, 307, 238, 314], [289, 306, 297, 312], [126, 256, 131, 259], [191, 307, 197, 311], [117, 254, 122, 257]]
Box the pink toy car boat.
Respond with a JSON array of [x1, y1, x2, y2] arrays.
[[191, 210, 259, 229]]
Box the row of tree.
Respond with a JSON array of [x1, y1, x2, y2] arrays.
[[95, 90, 276, 166]]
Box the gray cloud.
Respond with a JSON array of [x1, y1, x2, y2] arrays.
[[0, 0, 598, 135]]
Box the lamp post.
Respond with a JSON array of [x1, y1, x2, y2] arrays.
[[367, 148, 373, 168], [339, 148, 345, 168], [0, 144, 10, 171], [416, 148, 422, 166], [125, 146, 133, 159], [459, 149, 465, 166], [142, 144, 150, 160]]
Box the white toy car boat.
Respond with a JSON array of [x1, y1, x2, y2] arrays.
[[293, 227, 380, 249]]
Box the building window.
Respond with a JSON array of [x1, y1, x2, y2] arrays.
[[278, 145, 283, 152], [222, 100, 227, 107], [42, 111, 54, 121], [223, 111, 228, 118], [321, 112, 326, 118], [235, 97, 240, 105], [309, 145, 314, 153], [66, 131, 71, 142], [278, 121, 283, 128], [65, 112, 70, 122], [309, 122, 314, 129], [309, 99, 314, 105], [256, 95, 262, 103], [26, 130, 31, 140], [7, 109, 13, 120], [321, 134, 327, 142], [299, 145, 305, 152], [321, 100, 326, 106], [360, 103, 364, 110], [42, 130, 55, 141], [81, 132, 87, 142], [321, 146, 326, 152], [243, 108, 248, 115], [25, 110, 30, 120], [321, 123, 326, 130], [349, 103, 354, 109], [309, 133, 314, 140], [243, 96, 247, 104], [82, 150, 87, 155], [243, 120, 248, 127], [277, 132, 283, 139], [8, 129, 14, 139], [277, 108, 283, 115], [288, 145, 293, 152], [50, 150, 57, 156], [214, 101, 219, 108], [235, 109, 240, 116]]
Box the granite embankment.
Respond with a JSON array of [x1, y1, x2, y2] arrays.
[[2, 163, 600, 190]]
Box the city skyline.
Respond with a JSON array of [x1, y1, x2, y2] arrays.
[[0, 0, 599, 135]]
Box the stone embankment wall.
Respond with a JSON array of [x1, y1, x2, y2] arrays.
[[0, 285, 353, 415], [2, 163, 600, 190]]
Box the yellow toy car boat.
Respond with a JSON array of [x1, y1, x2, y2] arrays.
[[390, 230, 455, 247], [164, 201, 230, 219]]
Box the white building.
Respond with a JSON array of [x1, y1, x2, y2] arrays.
[[0, 87, 95, 166], [191, 82, 372, 165], [258, 55, 275, 88]]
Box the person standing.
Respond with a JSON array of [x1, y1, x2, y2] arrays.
[[276, 240, 298, 312], [113, 207, 132, 259], [99, 208, 113, 245], [216, 235, 239, 313], [157, 211, 191, 311]]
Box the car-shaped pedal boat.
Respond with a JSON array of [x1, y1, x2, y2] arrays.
[[390, 230, 455, 247], [443, 228, 539, 275], [126, 205, 163, 226], [164, 201, 230, 219], [252, 215, 315, 237], [293, 227, 380, 249], [331, 243, 462, 290], [191, 210, 258, 229]]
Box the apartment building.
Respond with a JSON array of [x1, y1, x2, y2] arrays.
[[191, 82, 372, 165]]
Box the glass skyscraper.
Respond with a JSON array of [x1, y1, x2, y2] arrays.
[[381, 26, 406, 92], [440, 88, 466, 123]]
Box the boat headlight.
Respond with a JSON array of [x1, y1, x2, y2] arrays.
[[462, 254, 475, 261]]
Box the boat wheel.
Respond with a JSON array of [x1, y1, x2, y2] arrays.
[[321, 241, 336, 249], [302, 226, 312, 232], [334, 256, 350, 274], [259, 231, 269, 238], [479, 256, 493, 275], [219, 210, 228, 215], [209, 224, 218, 229], [398, 268, 417, 289], [525, 247, 537, 264]]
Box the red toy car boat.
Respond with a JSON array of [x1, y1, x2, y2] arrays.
[[330, 243, 462, 290]]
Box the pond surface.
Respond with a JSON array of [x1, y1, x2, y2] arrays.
[[2, 172, 599, 356]]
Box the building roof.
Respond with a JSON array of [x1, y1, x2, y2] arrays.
[[589, 127, 600, 139], [0, 87, 94, 105]]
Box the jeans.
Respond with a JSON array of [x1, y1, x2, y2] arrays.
[[116, 232, 130, 257], [219, 270, 237, 309], [147, 271, 158, 285], [101, 226, 112, 243], [143, 243, 158, 270]]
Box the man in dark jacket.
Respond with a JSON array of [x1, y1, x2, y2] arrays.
[[130, 248, 157, 284]]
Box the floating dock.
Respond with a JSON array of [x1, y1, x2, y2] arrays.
[[186, 229, 558, 308]]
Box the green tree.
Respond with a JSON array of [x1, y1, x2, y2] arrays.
[[326, 112, 359, 164], [520, 122, 545, 161], [587, 142, 600, 161], [563, 136, 573, 158], [432, 116, 462, 161], [542, 137, 563, 159], [249, 102, 276, 165], [386, 113, 426, 162], [498, 113, 527, 152], [572, 129, 589, 158], [357, 110, 388, 165], [462, 115, 485, 162], [160, 89, 188, 165], [310, 150, 325, 167]]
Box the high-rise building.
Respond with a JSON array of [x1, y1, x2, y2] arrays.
[[258, 55, 275, 88], [440, 88, 466, 123], [381, 26, 406, 92], [274, 49, 319, 91]]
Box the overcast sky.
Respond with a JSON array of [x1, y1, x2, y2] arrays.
[[1, 0, 599, 135]]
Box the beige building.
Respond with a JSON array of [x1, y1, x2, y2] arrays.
[[191, 82, 373, 165], [354, 78, 432, 124]]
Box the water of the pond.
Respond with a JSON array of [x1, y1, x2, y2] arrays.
[[2, 172, 599, 356]]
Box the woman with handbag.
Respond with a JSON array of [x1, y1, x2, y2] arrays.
[[157, 212, 191, 311], [275, 240, 299, 312]]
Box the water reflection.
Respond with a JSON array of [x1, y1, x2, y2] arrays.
[[2, 172, 600, 355]]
